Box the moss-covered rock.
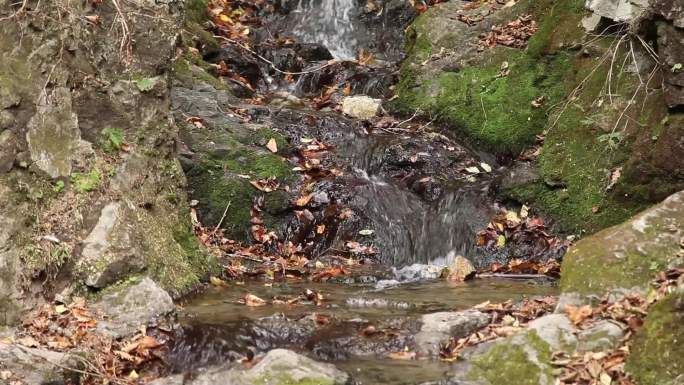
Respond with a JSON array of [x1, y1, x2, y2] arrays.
[[626, 288, 684, 385], [560, 190, 684, 295], [449, 312, 626, 385], [453, 329, 555, 385], [182, 123, 295, 241], [393, 0, 584, 155], [503, 40, 683, 234]]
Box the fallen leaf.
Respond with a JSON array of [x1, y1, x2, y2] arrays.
[[565, 304, 592, 325], [294, 193, 314, 207], [266, 138, 278, 153], [244, 293, 267, 307], [17, 336, 39, 348], [210, 276, 227, 286], [387, 350, 416, 360], [480, 162, 492, 173], [359, 229, 375, 236]]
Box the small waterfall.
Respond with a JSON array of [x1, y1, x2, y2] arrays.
[[289, 0, 360, 60]]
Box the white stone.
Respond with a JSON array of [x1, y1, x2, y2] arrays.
[[341, 95, 381, 119]]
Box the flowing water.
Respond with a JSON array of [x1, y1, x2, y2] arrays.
[[288, 0, 360, 60], [170, 279, 556, 384], [173, 1, 558, 383]]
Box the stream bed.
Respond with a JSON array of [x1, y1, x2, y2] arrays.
[[170, 277, 556, 384], [168, 0, 564, 382]]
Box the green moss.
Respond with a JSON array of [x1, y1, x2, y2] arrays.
[[70, 168, 102, 193], [433, 51, 571, 153], [185, 0, 210, 24], [172, 55, 230, 91], [626, 290, 684, 385], [141, 207, 219, 297], [467, 330, 552, 385], [526, 0, 585, 57], [393, 0, 581, 155]]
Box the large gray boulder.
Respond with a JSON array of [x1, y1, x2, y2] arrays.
[[585, 0, 649, 23], [150, 349, 351, 385], [76, 202, 145, 288], [561, 190, 684, 296], [415, 311, 491, 355], [0, 341, 79, 385], [447, 313, 625, 385], [93, 277, 175, 338]]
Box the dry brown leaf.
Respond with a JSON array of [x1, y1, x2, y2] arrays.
[[565, 304, 593, 325]]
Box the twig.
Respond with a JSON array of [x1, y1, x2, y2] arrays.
[[111, 0, 132, 65], [0, 0, 28, 21], [214, 36, 340, 76], [212, 201, 231, 234], [396, 109, 421, 127]]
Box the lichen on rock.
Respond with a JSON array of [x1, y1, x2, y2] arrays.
[[560, 190, 684, 296]]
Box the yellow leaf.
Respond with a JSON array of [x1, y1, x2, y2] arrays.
[[55, 304, 67, 314], [497, 234, 506, 247], [219, 14, 230, 23], [129, 370, 139, 379], [244, 293, 267, 306], [210, 276, 227, 287], [266, 138, 278, 153]]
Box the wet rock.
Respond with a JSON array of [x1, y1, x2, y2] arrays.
[[152, 349, 350, 385], [205, 45, 262, 86], [93, 277, 174, 338], [0, 130, 18, 173], [498, 162, 541, 192], [560, 190, 684, 296], [444, 255, 475, 281], [415, 311, 491, 355], [0, 342, 80, 385], [77, 203, 146, 288], [341, 96, 381, 119], [295, 43, 334, 62]]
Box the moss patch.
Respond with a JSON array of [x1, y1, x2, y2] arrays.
[[140, 205, 220, 297], [467, 330, 552, 385], [560, 191, 684, 295], [393, 0, 584, 155], [626, 290, 684, 385]]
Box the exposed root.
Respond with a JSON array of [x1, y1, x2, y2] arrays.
[[111, 0, 133, 65]]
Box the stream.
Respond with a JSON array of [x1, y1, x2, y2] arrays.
[[172, 0, 560, 383]]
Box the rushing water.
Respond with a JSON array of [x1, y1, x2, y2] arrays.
[[288, 0, 360, 60]]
